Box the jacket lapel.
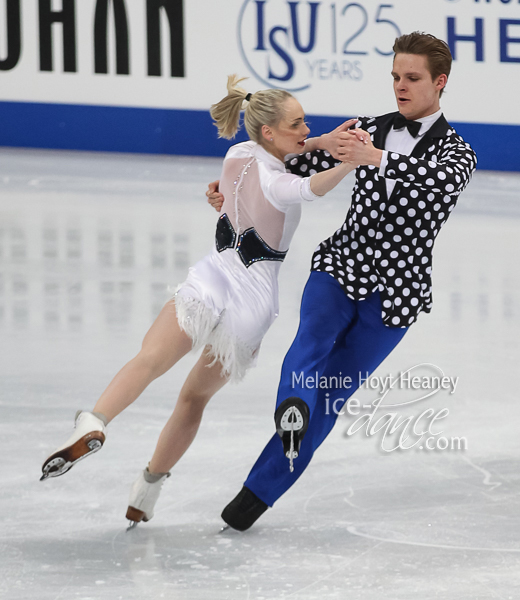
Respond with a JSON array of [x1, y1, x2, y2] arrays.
[[372, 112, 398, 150], [410, 114, 451, 159], [366, 112, 397, 203]]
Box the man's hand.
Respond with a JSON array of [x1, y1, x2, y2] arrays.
[[340, 130, 383, 168], [318, 118, 365, 160], [206, 180, 224, 212]]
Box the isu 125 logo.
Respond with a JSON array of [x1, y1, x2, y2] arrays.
[[237, 0, 402, 91]]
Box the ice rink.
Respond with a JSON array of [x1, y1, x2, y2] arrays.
[[1, 147, 519, 599]]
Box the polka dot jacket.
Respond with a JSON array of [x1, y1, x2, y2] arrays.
[[285, 113, 477, 328]]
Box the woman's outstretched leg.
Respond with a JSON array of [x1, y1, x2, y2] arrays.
[[93, 302, 193, 422], [126, 347, 228, 524], [41, 301, 193, 480]]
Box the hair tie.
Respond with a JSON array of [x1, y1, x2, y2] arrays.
[[245, 93, 252, 102]]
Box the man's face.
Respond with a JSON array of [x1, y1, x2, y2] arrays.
[[392, 53, 446, 120]]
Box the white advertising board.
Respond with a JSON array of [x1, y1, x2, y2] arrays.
[[0, 0, 518, 124]]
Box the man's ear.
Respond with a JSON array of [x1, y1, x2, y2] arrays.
[[436, 74, 448, 93]]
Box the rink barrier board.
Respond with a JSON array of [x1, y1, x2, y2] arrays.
[[0, 100, 516, 172]]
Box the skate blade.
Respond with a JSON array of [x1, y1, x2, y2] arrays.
[[219, 524, 230, 533], [40, 456, 69, 481], [279, 407, 304, 431], [40, 433, 105, 481], [126, 506, 147, 523], [126, 507, 149, 532]]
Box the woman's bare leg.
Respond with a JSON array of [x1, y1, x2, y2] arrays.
[[93, 302, 193, 423], [148, 348, 229, 474]]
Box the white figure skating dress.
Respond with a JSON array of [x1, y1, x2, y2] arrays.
[[174, 141, 319, 382]]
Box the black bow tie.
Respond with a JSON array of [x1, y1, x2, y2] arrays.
[[393, 113, 421, 138]]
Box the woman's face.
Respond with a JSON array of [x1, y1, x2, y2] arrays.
[[266, 97, 310, 161]]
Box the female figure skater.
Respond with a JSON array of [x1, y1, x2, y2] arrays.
[[40, 75, 363, 525]]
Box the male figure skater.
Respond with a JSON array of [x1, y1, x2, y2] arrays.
[[208, 32, 477, 530]]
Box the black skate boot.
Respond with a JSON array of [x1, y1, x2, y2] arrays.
[[275, 397, 309, 471], [221, 486, 268, 531]]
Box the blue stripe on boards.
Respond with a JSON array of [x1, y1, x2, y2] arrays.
[[0, 101, 516, 171]]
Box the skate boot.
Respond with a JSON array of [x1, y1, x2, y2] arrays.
[[221, 486, 268, 531], [40, 411, 107, 481], [275, 397, 310, 472], [126, 467, 171, 526]]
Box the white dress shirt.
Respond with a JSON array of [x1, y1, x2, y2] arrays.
[[379, 108, 443, 198]]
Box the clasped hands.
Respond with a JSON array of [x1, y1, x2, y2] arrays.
[[320, 119, 382, 168]]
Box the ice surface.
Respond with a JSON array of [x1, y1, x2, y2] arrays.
[[1, 148, 519, 599]]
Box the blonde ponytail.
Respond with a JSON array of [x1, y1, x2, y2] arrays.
[[210, 75, 249, 140], [210, 75, 293, 144]]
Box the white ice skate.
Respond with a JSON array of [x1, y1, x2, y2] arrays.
[[126, 468, 170, 527], [40, 411, 107, 481]]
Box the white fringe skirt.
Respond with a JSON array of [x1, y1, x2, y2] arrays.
[[173, 249, 279, 383]]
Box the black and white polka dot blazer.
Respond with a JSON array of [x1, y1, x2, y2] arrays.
[[285, 112, 477, 328]]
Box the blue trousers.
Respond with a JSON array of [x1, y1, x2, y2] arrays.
[[244, 271, 408, 506]]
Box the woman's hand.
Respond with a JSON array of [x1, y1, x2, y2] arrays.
[[318, 118, 365, 159], [206, 180, 224, 212], [341, 129, 383, 168]]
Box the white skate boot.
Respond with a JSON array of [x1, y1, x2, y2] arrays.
[[40, 411, 107, 480], [126, 468, 170, 526]]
